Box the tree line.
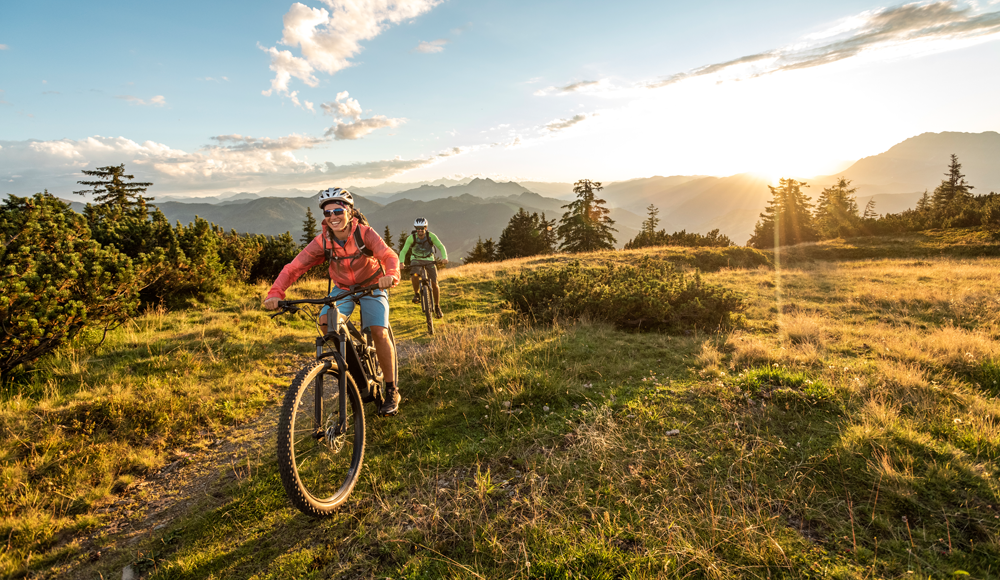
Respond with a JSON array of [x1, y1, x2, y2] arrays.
[[1, 165, 305, 383], [747, 154, 997, 248]]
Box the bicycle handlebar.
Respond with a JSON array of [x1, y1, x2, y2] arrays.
[[275, 283, 382, 311]]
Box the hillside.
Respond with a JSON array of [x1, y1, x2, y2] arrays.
[[8, 230, 999, 579]]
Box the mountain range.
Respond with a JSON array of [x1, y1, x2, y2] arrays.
[[52, 131, 1000, 257]]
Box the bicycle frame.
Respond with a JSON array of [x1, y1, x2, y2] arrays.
[[277, 286, 386, 430]]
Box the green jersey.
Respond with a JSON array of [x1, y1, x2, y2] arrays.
[[400, 231, 447, 263]]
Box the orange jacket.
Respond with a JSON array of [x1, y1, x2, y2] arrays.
[[266, 218, 400, 300]]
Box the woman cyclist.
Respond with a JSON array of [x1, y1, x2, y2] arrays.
[[263, 188, 403, 416]]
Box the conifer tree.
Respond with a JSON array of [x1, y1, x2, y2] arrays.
[[931, 154, 974, 213], [557, 179, 617, 253], [497, 208, 555, 259], [463, 237, 497, 264], [814, 178, 860, 238], [301, 207, 318, 247], [74, 164, 153, 218], [383, 225, 394, 252], [863, 199, 878, 219], [747, 178, 818, 248], [397, 231, 409, 252], [641, 204, 660, 236], [915, 190, 931, 211]]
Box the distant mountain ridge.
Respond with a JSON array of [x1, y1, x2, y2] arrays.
[[47, 130, 1000, 251]]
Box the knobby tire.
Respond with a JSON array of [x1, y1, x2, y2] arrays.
[[277, 359, 365, 516]]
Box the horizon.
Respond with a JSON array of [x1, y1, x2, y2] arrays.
[[2, 1, 1000, 197]]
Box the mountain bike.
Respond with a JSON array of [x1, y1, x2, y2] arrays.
[[410, 259, 445, 336], [270, 285, 397, 516]]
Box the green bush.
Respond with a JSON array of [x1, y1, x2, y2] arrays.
[[0, 193, 140, 382], [497, 256, 745, 331]]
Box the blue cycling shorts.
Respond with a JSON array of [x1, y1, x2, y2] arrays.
[[319, 287, 389, 329]]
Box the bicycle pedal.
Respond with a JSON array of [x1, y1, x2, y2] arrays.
[[377, 409, 399, 418]]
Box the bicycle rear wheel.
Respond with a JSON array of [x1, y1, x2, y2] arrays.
[[277, 359, 365, 516], [420, 284, 434, 335]]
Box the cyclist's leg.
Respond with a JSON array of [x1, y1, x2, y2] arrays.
[[427, 264, 441, 307], [357, 291, 395, 383]]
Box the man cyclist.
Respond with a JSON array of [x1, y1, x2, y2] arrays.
[[262, 188, 403, 416], [399, 217, 448, 319]]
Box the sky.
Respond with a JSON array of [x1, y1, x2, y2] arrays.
[[2, 0, 1000, 197]]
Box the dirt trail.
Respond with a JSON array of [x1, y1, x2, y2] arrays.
[[59, 342, 426, 579]]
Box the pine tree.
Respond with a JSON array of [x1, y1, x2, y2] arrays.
[[74, 164, 153, 218], [463, 237, 497, 264], [540, 212, 558, 253], [383, 225, 394, 252], [747, 178, 819, 248], [931, 154, 974, 213], [814, 178, 860, 238], [557, 179, 617, 253], [497, 208, 554, 260], [641, 204, 660, 236], [916, 190, 931, 211], [862, 199, 878, 219], [397, 231, 409, 252], [301, 207, 318, 247]]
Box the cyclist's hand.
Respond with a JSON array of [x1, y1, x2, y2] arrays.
[[263, 297, 280, 310], [378, 275, 396, 290], [440, 259, 449, 266]]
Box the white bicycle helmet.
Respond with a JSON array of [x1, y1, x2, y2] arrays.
[[318, 187, 354, 208], [413, 217, 428, 228]]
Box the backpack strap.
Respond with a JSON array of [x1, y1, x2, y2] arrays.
[[353, 226, 375, 257]]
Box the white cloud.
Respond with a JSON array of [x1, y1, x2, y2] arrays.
[[0, 44, 8, 50], [321, 91, 362, 119], [536, 2, 1000, 98], [320, 91, 403, 139], [642, 1, 1000, 89], [414, 39, 448, 53], [262, 0, 444, 97], [544, 114, 594, 132], [200, 76, 231, 82], [117, 95, 167, 106], [326, 116, 404, 140], [0, 134, 458, 195]]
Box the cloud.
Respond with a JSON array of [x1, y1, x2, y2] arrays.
[[0, 44, 8, 50], [643, 0, 1000, 89], [450, 23, 472, 35], [117, 95, 167, 106], [533, 2, 1000, 99], [534, 79, 618, 96], [320, 91, 404, 139], [544, 114, 594, 132], [321, 91, 362, 119], [414, 39, 448, 53], [262, 0, 444, 97], [0, 134, 455, 195], [326, 116, 404, 140], [200, 76, 230, 82]]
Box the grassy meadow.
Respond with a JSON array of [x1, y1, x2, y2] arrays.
[[3, 229, 1000, 579]]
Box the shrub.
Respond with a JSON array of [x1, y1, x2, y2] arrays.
[[497, 256, 745, 332], [0, 193, 141, 382]]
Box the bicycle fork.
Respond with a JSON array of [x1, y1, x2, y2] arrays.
[[312, 333, 349, 441]]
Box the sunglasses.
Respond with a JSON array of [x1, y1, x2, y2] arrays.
[[415, 227, 427, 231], [323, 207, 347, 217]]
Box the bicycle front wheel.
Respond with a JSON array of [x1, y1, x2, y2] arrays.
[[277, 359, 365, 516], [420, 284, 434, 336]]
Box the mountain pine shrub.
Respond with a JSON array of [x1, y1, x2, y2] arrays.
[[0, 193, 141, 382], [497, 256, 745, 331]]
